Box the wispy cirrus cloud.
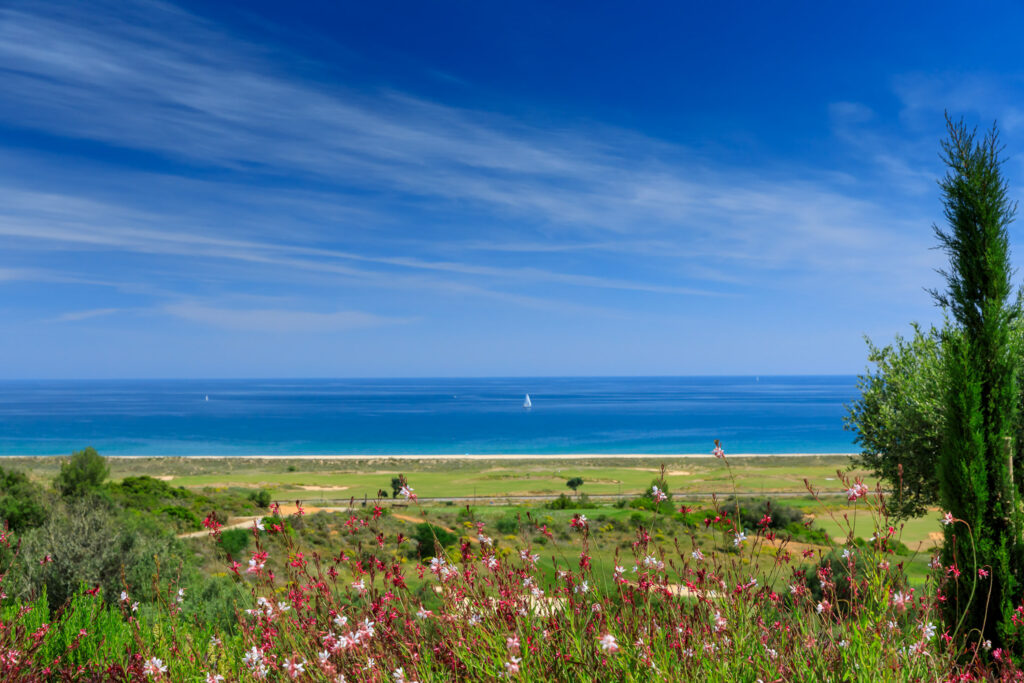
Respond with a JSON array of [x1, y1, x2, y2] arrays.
[[46, 308, 122, 323], [0, 0, 934, 283], [164, 302, 414, 333]]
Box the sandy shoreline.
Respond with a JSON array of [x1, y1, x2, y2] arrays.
[[1, 452, 856, 460]]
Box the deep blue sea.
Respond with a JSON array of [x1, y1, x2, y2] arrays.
[[0, 377, 859, 456]]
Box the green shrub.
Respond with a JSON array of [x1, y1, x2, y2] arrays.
[[218, 528, 250, 558], [247, 489, 272, 508], [53, 447, 109, 498], [411, 523, 457, 559], [0, 466, 47, 532], [160, 505, 200, 530], [495, 515, 519, 534], [544, 493, 596, 510], [787, 522, 831, 545], [13, 500, 187, 610], [730, 498, 804, 530]]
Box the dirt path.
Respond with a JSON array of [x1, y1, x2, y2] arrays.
[[391, 513, 457, 535]]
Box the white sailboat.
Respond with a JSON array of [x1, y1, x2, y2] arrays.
[[523, 394, 532, 409], [204, 395, 209, 401]]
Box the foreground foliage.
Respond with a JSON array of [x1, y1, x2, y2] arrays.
[[0, 452, 1023, 681]]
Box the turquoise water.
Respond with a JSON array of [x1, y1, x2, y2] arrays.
[[0, 376, 859, 456]]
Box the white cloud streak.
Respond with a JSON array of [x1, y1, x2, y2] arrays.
[[164, 302, 414, 332]]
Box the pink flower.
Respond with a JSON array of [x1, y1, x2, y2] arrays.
[[940, 512, 954, 526], [979, 568, 990, 579], [712, 440, 725, 458], [651, 485, 667, 503], [505, 657, 521, 675], [599, 633, 619, 654], [845, 482, 868, 501]]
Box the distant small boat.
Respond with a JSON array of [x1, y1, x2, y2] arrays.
[[523, 394, 532, 409], [204, 395, 209, 401]]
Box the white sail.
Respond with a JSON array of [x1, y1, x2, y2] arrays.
[[523, 394, 532, 409]]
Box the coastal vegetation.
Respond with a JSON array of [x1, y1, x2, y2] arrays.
[[0, 447, 1014, 681]]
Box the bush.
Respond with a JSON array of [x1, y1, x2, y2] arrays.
[[218, 528, 250, 558], [495, 515, 519, 534], [13, 500, 187, 610], [247, 489, 272, 508], [733, 498, 805, 530], [411, 523, 457, 559], [544, 493, 596, 510], [53, 447, 109, 498], [0, 466, 47, 532], [160, 505, 200, 531], [787, 522, 831, 545]]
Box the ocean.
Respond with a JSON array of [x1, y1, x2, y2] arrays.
[[0, 376, 859, 456]]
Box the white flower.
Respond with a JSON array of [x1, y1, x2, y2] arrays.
[[733, 531, 747, 547], [352, 578, 366, 594], [333, 614, 348, 629], [120, 591, 128, 602], [176, 588, 185, 604], [416, 606, 432, 620], [242, 647, 263, 670], [691, 549, 704, 561], [143, 658, 167, 677], [318, 650, 330, 664], [254, 517, 265, 531], [399, 485, 415, 499], [921, 622, 937, 639], [205, 674, 225, 683], [599, 633, 619, 653]]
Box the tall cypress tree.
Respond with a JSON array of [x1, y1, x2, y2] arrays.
[[933, 115, 1023, 644]]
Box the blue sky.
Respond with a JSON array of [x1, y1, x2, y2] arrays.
[[4, 0, 1024, 378]]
